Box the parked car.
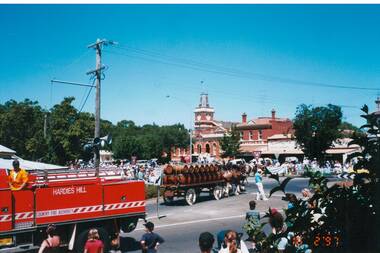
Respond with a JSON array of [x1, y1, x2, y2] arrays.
[[227, 158, 246, 166], [136, 160, 148, 166]]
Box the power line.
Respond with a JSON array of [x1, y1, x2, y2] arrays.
[[110, 45, 379, 92], [79, 78, 96, 113]]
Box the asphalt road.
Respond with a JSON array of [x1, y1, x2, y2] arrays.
[[120, 176, 312, 253]]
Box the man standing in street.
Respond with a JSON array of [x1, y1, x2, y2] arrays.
[[255, 169, 268, 201], [140, 221, 164, 253], [8, 159, 29, 191]]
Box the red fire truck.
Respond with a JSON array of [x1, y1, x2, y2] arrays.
[[0, 167, 146, 252]]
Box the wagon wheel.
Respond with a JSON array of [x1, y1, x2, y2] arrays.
[[185, 188, 197, 205], [163, 194, 174, 204], [163, 190, 174, 204], [213, 186, 223, 200]]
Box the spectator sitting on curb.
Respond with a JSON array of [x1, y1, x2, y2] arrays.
[[269, 209, 288, 253], [245, 200, 260, 222], [199, 232, 215, 253], [284, 193, 297, 210], [218, 230, 249, 253]]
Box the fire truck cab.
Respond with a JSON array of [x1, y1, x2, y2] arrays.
[[0, 167, 146, 252]]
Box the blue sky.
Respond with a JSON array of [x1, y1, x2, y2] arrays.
[[0, 4, 379, 128]]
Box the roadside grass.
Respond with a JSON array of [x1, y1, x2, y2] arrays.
[[145, 184, 164, 199]]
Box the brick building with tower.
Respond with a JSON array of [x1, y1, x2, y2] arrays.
[[171, 93, 235, 162], [170, 92, 293, 162]]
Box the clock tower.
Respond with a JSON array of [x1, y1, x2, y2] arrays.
[[194, 93, 215, 135]]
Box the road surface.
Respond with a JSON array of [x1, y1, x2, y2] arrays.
[[120, 176, 312, 252]]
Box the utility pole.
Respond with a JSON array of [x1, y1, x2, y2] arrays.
[[189, 129, 192, 163], [43, 113, 47, 139], [87, 38, 116, 174]]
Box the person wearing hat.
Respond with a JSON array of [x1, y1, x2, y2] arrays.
[[199, 232, 215, 253], [140, 221, 164, 253], [254, 169, 268, 201], [8, 159, 29, 191]]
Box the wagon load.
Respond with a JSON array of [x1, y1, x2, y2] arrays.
[[161, 163, 225, 205]]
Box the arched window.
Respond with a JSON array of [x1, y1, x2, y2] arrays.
[[206, 144, 210, 153], [213, 143, 217, 156], [177, 148, 181, 156], [197, 144, 202, 154]]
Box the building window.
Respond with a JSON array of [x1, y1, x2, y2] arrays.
[[213, 143, 217, 156], [197, 144, 202, 154], [206, 144, 210, 153], [191, 144, 194, 154], [258, 130, 262, 140], [249, 131, 253, 140], [240, 132, 243, 140]]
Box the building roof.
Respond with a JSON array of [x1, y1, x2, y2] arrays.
[[0, 157, 66, 171], [199, 133, 225, 139], [325, 148, 359, 155], [0, 145, 16, 155], [0, 144, 66, 170], [214, 121, 238, 130], [267, 134, 293, 140], [236, 116, 291, 129]]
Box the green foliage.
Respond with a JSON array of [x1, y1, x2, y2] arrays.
[[145, 184, 164, 199], [0, 99, 47, 160], [265, 105, 379, 252], [243, 216, 266, 250], [220, 125, 241, 158], [293, 104, 343, 163], [45, 97, 96, 165], [111, 121, 189, 162], [0, 97, 190, 165]]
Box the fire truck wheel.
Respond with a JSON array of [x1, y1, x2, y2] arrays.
[[185, 188, 197, 205], [120, 217, 139, 233], [213, 186, 223, 200], [75, 227, 110, 253]]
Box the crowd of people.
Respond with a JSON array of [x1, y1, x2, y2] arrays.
[[68, 159, 162, 184], [195, 188, 316, 253]]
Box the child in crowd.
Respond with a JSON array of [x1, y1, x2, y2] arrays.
[[84, 228, 104, 253]]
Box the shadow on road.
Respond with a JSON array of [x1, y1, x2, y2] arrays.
[[120, 236, 141, 252], [160, 192, 247, 206]]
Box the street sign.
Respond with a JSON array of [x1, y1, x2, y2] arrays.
[[337, 172, 355, 180], [253, 151, 262, 159]]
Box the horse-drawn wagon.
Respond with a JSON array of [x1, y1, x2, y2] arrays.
[[160, 163, 247, 205]]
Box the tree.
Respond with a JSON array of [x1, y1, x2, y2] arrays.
[[339, 121, 361, 138], [46, 97, 94, 165], [293, 104, 342, 163], [0, 99, 47, 160], [260, 105, 379, 253], [111, 121, 189, 162], [220, 125, 241, 158]]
